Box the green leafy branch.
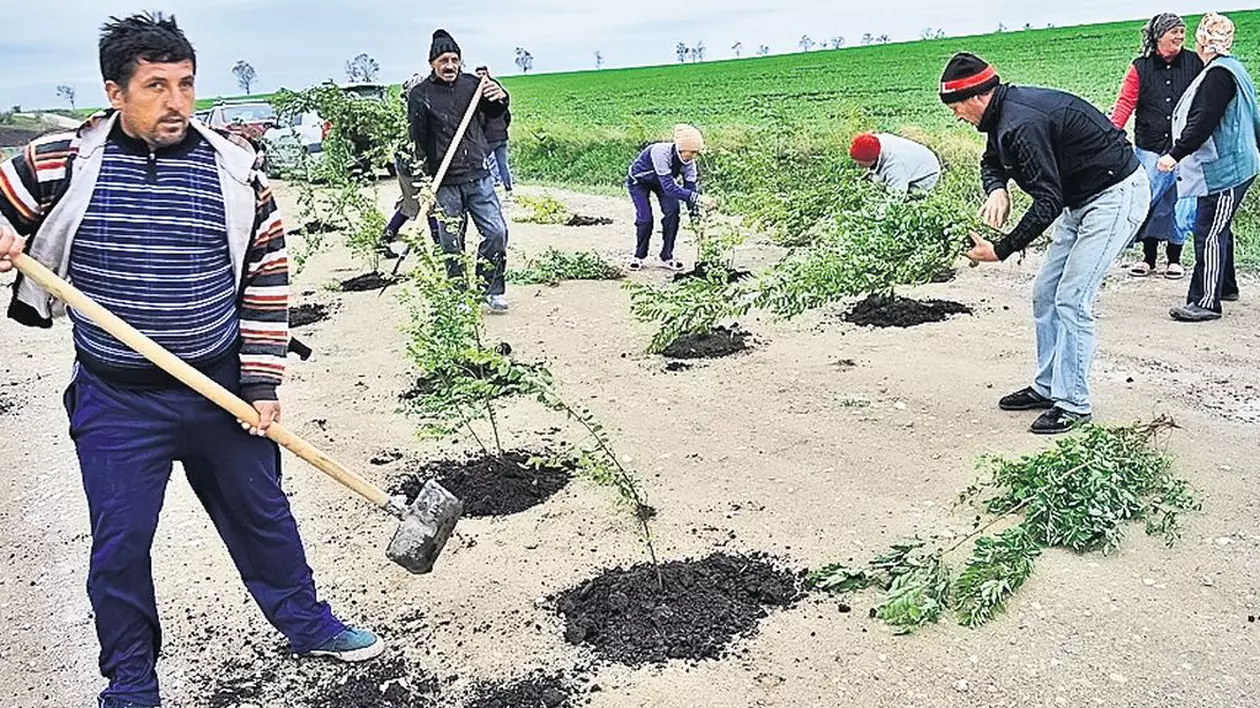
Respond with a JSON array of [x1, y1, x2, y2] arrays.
[[808, 417, 1197, 634]]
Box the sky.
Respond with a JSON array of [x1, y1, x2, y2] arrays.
[[0, 1, 1249, 110]]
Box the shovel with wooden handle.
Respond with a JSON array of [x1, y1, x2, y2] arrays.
[[11, 252, 462, 575], [387, 77, 488, 281]]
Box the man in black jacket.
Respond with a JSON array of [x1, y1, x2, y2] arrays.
[[408, 29, 512, 311], [476, 65, 514, 195], [947, 53, 1150, 434]]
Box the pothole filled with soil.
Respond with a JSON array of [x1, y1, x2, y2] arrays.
[[339, 272, 397, 292], [391, 449, 574, 518], [565, 214, 613, 227], [202, 654, 441, 708], [464, 671, 578, 708], [662, 326, 749, 359], [672, 261, 753, 283], [289, 303, 330, 328], [842, 294, 972, 328], [554, 552, 802, 666]]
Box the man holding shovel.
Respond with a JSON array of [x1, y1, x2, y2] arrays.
[[0, 13, 380, 707], [407, 29, 512, 311], [945, 52, 1149, 435]]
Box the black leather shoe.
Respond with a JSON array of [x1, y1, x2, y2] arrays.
[[1030, 406, 1091, 435], [998, 387, 1054, 411]]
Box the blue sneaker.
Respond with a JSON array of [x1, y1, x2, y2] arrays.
[[305, 627, 385, 662]]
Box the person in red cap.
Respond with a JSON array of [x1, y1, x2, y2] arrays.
[[942, 52, 1149, 435], [849, 132, 941, 196]]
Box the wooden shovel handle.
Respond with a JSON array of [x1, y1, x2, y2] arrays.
[[12, 253, 395, 511]]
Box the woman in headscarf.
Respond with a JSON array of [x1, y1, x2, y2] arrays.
[[1159, 13, 1260, 322], [1111, 12, 1203, 279]]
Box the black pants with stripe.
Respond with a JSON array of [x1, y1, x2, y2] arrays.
[[1188, 177, 1252, 312]]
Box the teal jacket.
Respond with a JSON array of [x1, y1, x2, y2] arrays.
[[1173, 56, 1260, 196]]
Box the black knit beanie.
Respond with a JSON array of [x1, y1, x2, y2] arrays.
[[429, 29, 461, 62], [939, 52, 1000, 104]]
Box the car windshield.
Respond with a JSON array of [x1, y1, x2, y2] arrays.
[[220, 104, 276, 123]]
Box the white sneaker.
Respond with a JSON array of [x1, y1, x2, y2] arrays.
[[485, 294, 510, 312]]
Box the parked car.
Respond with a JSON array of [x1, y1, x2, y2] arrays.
[[204, 100, 278, 142], [263, 83, 392, 177]]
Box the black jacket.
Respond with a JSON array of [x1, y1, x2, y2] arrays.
[[407, 72, 509, 186], [482, 108, 511, 146], [1132, 50, 1204, 153], [979, 84, 1141, 260]]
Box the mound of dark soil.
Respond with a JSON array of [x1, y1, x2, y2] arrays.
[[554, 552, 802, 666], [296, 219, 344, 235], [339, 272, 396, 292], [203, 655, 441, 708], [662, 326, 749, 359], [464, 671, 576, 708], [842, 294, 972, 328], [289, 303, 329, 328], [671, 261, 752, 283], [391, 449, 574, 518], [565, 214, 613, 227]]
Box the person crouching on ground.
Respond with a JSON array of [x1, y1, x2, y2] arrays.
[[946, 52, 1150, 435], [848, 132, 941, 197], [625, 124, 717, 271]]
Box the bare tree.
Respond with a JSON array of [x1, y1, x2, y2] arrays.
[[757, 44, 770, 56], [514, 47, 534, 73], [861, 32, 874, 45], [595, 50, 604, 69], [828, 36, 845, 49], [694, 41, 706, 62], [345, 53, 380, 83], [921, 27, 936, 40], [231, 60, 256, 94], [935, 29, 947, 39], [877, 34, 890, 44], [55, 85, 76, 110], [996, 22, 1007, 32], [676, 42, 688, 63], [732, 41, 742, 57], [799, 35, 815, 52]]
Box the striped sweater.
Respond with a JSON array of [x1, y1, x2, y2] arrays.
[[69, 125, 240, 378], [0, 112, 289, 401]]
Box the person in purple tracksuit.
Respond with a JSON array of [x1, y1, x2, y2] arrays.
[[625, 124, 717, 271]]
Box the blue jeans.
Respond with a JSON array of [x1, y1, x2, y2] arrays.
[[1032, 168, 1149, 414], [67, 356, 344, 706], [435, 175, 508, 296], [1134, 148, 1196, 246], [485, 141, 513, 192]]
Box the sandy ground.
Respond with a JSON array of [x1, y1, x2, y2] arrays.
[[1, 181, 1258, 708]]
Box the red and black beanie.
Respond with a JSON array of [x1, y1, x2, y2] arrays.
[[939, 52, 1000, 104]]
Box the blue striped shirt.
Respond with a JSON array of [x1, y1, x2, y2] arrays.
[[68, 127, 239, 374]]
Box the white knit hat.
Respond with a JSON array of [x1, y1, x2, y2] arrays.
[[673, 124, 705, 152]]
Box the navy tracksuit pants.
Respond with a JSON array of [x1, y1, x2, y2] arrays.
[[65, 356, 343, 706]]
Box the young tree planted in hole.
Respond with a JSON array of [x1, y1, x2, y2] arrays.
[[400, 243, 660, 569], [56, 85, 76, 110], [231, 60, 256, 94], [807, 417, 1198, 633], [345, 53, 381, 83]]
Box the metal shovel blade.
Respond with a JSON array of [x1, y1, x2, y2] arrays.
[[386, 480, 464, 574]]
